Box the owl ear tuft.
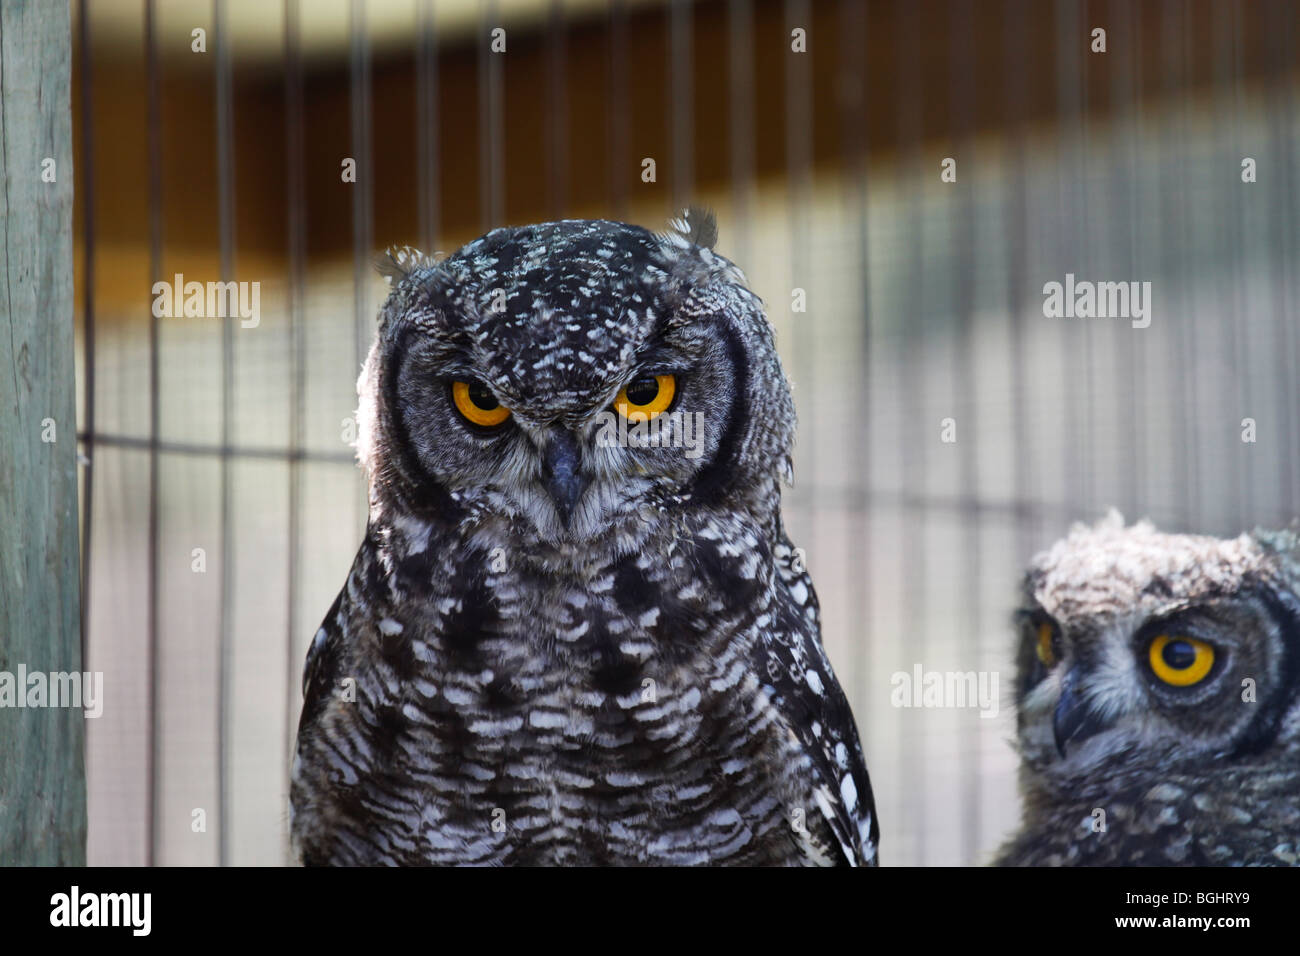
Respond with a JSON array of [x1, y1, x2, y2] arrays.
[[376, 245, 434, 285], [666, 206, 718, 250]]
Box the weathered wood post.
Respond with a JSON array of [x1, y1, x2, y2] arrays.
[[0, 0, 87, 865]]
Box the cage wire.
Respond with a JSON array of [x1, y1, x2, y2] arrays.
[[73, 0, 1299, 866]]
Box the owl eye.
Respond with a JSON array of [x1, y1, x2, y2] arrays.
[[1147, 634, 1215, 687], [451, 380, 511, 428], [1035, 621, 1058, 668], [614, 374, 676, 421]]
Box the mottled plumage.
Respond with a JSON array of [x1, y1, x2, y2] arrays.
[[997, 512, 1300, 866], [290, 211, 877, 865]]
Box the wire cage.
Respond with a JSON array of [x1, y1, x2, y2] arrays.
[[71, 0, 1298, 866]]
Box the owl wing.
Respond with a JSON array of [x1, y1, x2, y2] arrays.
[[299, 588, 348, 739], [760, 532, 879, 866], [297, 536, 384, 741]]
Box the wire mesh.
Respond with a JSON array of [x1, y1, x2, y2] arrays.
[[72, 0, 1300, 866]]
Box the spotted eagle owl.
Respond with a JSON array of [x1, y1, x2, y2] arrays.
[[289, 211, 877, 865], [996, 512, 1300, 866]]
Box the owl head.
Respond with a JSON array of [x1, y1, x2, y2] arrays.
[[354, 211, 794, 556], [1012, 511, 1300, 790]]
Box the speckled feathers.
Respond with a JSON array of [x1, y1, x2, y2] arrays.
[[292, 212, 877, 865]]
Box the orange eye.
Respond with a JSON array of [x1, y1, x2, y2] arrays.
[[451, 380, 510, 428], [1148, 634, 1215, 687], [1035, 622, 1057, 667], [614, 374, 675, 421]]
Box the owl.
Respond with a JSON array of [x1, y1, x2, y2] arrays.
[[289, 210, 878, 866], [996, 511, 1300, 866]]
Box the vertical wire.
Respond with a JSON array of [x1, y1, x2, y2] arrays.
[[417, 0, 440, 254], [1210, 0, 1243, 531], [76, 0, 95, 673], [351, 0, 374, 537], [896, 0, 925, 865], [1221, 0, 1249, 530], [1077, 0, 1093, 516], [727, 0, 754, 270], [1078, 0, 1094, 516], [669, 0, 693, 209], [838, 0, 871, 819], [477, 0, 503, 230], [214, 0, 236, 867], [1268, 0, 1297, 523], [144, 0, 162, 870], [1004, 0, 1033, 556], [1110, 0, 1140, 522], [1053, 0, 1084, 517], [1287, 1, 1300, 528], [546, 0, 567, 220], [1180, 2, 1201, 532], [1159, 0, 1195, 528], [1131, 0, 1152, 526], [949, 0, 981, 867], [784, 0, 813, 570], [283, 0, 307, 865], [606, 0, 629, 218]]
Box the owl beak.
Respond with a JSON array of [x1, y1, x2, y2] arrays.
[[1053, 669, 1110, 757], [541, 429, 589, 528]]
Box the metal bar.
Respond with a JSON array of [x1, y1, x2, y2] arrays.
[[669, 0, 693, 209], [351, 0, 373, 373], [896, 0, 925, 865], [351, 0, 373, 541], [1159, 0, 1196, 528], [417, 0, 439, 254], [1110, 0, 1140, 521], [607, 0, 629, 217], [777, 485, 1094, 524], [76, 432, 355, 465], [784, 0, 813, 585], [949, 0, 980, 868], [1004, 0, 1034, 557], [1054, 0, 1085, 515], [727, 0, 754, 269], [1077, 0, 1094, 517], [1217, 0, 1249, 530], [478, 0, 503, 229], [214, 0, 235, 866], [837, 0, 871, 828], [283, 0, 307, 866], [1269, 0, 1298, 523], [546, 0, 566, 219], [143, 0, 162, 870]]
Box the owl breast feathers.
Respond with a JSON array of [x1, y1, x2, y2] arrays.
[[998, 512, 1300, 866], [289, 212, 878, 866]]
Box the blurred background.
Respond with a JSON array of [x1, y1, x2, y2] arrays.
[[73, 0, 1298, 866]]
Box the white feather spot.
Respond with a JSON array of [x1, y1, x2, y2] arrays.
[[840, 773, 858, 812]]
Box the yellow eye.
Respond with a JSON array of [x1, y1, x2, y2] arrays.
[[1035, 622, 1057, 667], [614, 374, 676, 421], [1148, 634, 1215, 687], [451, 380, 510, 428]]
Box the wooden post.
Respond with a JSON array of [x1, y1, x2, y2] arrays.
[[0, 0, 86, 865]]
